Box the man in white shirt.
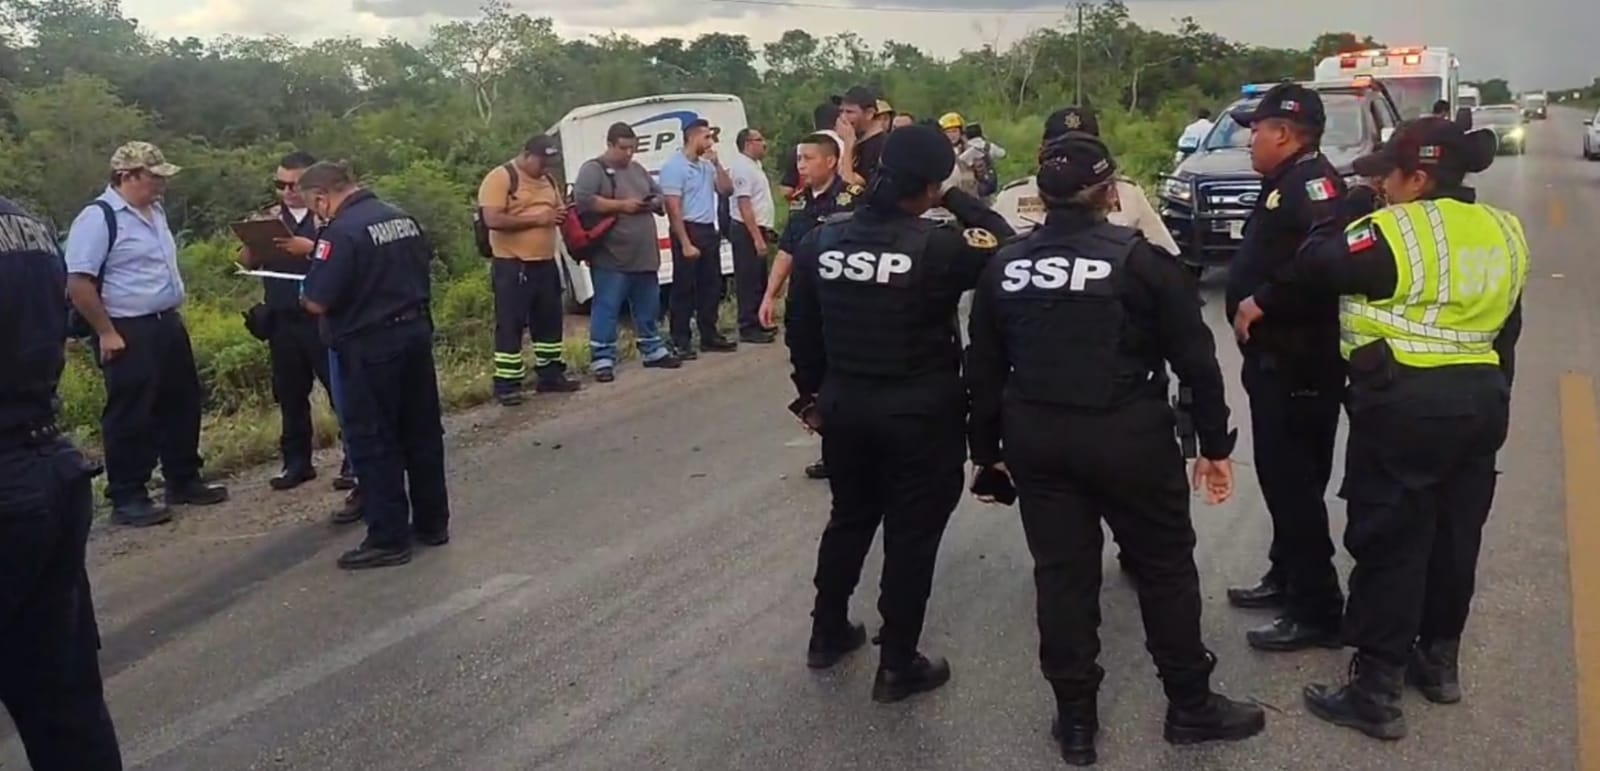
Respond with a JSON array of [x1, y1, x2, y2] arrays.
[[729, 127, 778, 343]]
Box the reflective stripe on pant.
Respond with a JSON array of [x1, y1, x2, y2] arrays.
[[588, 267, 670, 371], [491, 258, 565, 393], [93, 311, 205, 505], [336, 321, 451, 549], [0, 440, 123, 770]]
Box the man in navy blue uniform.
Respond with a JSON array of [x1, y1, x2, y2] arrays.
[[298, 161, 451, 570], [0, 195, 124, 769]]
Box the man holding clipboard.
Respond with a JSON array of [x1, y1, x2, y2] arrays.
[[236, 151, 352, 497]]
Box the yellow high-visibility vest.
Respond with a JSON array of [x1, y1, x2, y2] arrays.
[[1339, 198, 1528, 368]]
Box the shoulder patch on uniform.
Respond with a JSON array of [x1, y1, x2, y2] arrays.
[[314, 239, 333, 261], [963, 228, 999, 249], [1304, 177, 1337, 202], [844, 183, 864, 196], [835, 191, 854, 207], [1265, 189, 1281, 210], [1346, 223, 1377, 253]]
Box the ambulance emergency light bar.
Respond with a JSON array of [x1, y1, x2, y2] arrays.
[[1339, 47, 1428, 68]]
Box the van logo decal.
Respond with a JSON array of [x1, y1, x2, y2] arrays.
[[630, 110, 722, 153]]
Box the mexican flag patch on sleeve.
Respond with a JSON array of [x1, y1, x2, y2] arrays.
[[1346, 223, 1377, 253], [1305, 177, 1337, 202]]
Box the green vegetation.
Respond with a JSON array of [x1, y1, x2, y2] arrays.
[[0, 0, 1394, 473]]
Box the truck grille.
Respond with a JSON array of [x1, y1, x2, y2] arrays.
[[1197, 180, 1261, 216]]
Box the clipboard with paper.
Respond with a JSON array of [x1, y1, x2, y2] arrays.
[[229, 218, 298, 266]]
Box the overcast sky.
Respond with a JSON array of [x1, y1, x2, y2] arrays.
[[130, 0, 1594, 90]]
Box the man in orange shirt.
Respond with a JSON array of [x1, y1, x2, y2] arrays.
[[478, 135, 580, 405]]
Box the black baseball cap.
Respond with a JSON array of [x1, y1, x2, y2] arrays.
[[878, 123, 955, 186], [832, 86, 880, 110], [1037, 133, 1118, 199], [1352, 117, 1497, 178], [1043, 106, 1100, 139], [523, 134, 560, 157], [1229, 82, 1326, 131]]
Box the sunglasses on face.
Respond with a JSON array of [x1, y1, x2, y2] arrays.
[[273, 180, 297, 190]]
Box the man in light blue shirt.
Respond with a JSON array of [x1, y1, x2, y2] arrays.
[[64, 141, 228, 526], [660, 119, 735, 356]]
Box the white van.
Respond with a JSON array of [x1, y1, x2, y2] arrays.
[[546, 93, 748, 309]]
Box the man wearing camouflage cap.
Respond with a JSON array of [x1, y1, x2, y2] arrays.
[[65, 141, 229, 529]]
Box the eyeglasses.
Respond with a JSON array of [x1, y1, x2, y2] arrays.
[[273, 180, 297, 190]]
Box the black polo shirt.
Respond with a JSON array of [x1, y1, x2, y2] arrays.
[[302, 189, 433, 343]]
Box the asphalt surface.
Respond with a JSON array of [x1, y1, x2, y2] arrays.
[[4, 110, 1598, 771]]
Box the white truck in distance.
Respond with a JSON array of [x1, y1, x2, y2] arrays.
[[544, 93, 747, 309], [1458, 84, 1480, 110]]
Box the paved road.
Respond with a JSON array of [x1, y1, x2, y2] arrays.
[[5, 111, 1599, 771]]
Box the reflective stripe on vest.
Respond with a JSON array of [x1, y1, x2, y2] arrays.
[[1339, 199, 1528, 369]]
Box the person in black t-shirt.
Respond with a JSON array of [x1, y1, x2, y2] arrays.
[[831, 86, 889, 189]]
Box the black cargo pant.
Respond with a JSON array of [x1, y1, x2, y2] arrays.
[[94, 311, 205, 506], [336, 318, 451, 551], [1004, 398, 1215, 706], [1340, 366, 1509, 665], [812, 374, 966, 670], [1242, 352, 1345, 625], [727, 223, 771, 336], [0, 438, 123, 770], [268, 311, 333, 471], [491, 259, 566, 395], [669, 222, 724, 350]]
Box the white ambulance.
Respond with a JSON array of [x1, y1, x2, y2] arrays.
[[544, 93, 749, 308], [1315, 46, 1460, 121]]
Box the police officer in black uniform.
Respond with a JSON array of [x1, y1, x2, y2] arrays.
[[0, 195, 123, 770], [299, 161, 451, 571], [785, 124, 1012, 702], [967, 133, 1264, 765], [240, 151, 354, 491], [1223, 82, 1352, 651]]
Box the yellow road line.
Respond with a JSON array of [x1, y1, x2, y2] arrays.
[[1551, 196, 1568, 229], [1559, 373, 1600, 771]]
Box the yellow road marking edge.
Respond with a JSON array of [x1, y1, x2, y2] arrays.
[[1559, 373, 1600, 771]]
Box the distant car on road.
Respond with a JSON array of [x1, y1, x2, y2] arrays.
[[1584, 108, 1600, 161], [1473, 105, 1527, 155]]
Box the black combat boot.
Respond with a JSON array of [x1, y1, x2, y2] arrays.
[[1304, 652, 1408, 741], [1048, 671, 1102, 766], [1160, 651, 1267, 745], [871, 654, 951, 703], [1406, 638, 1462, 704], [806, 617, 867, 670]]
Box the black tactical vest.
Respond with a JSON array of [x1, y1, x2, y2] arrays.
[[992, 222, 1150, 409], [813, 214, 958, 380]]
